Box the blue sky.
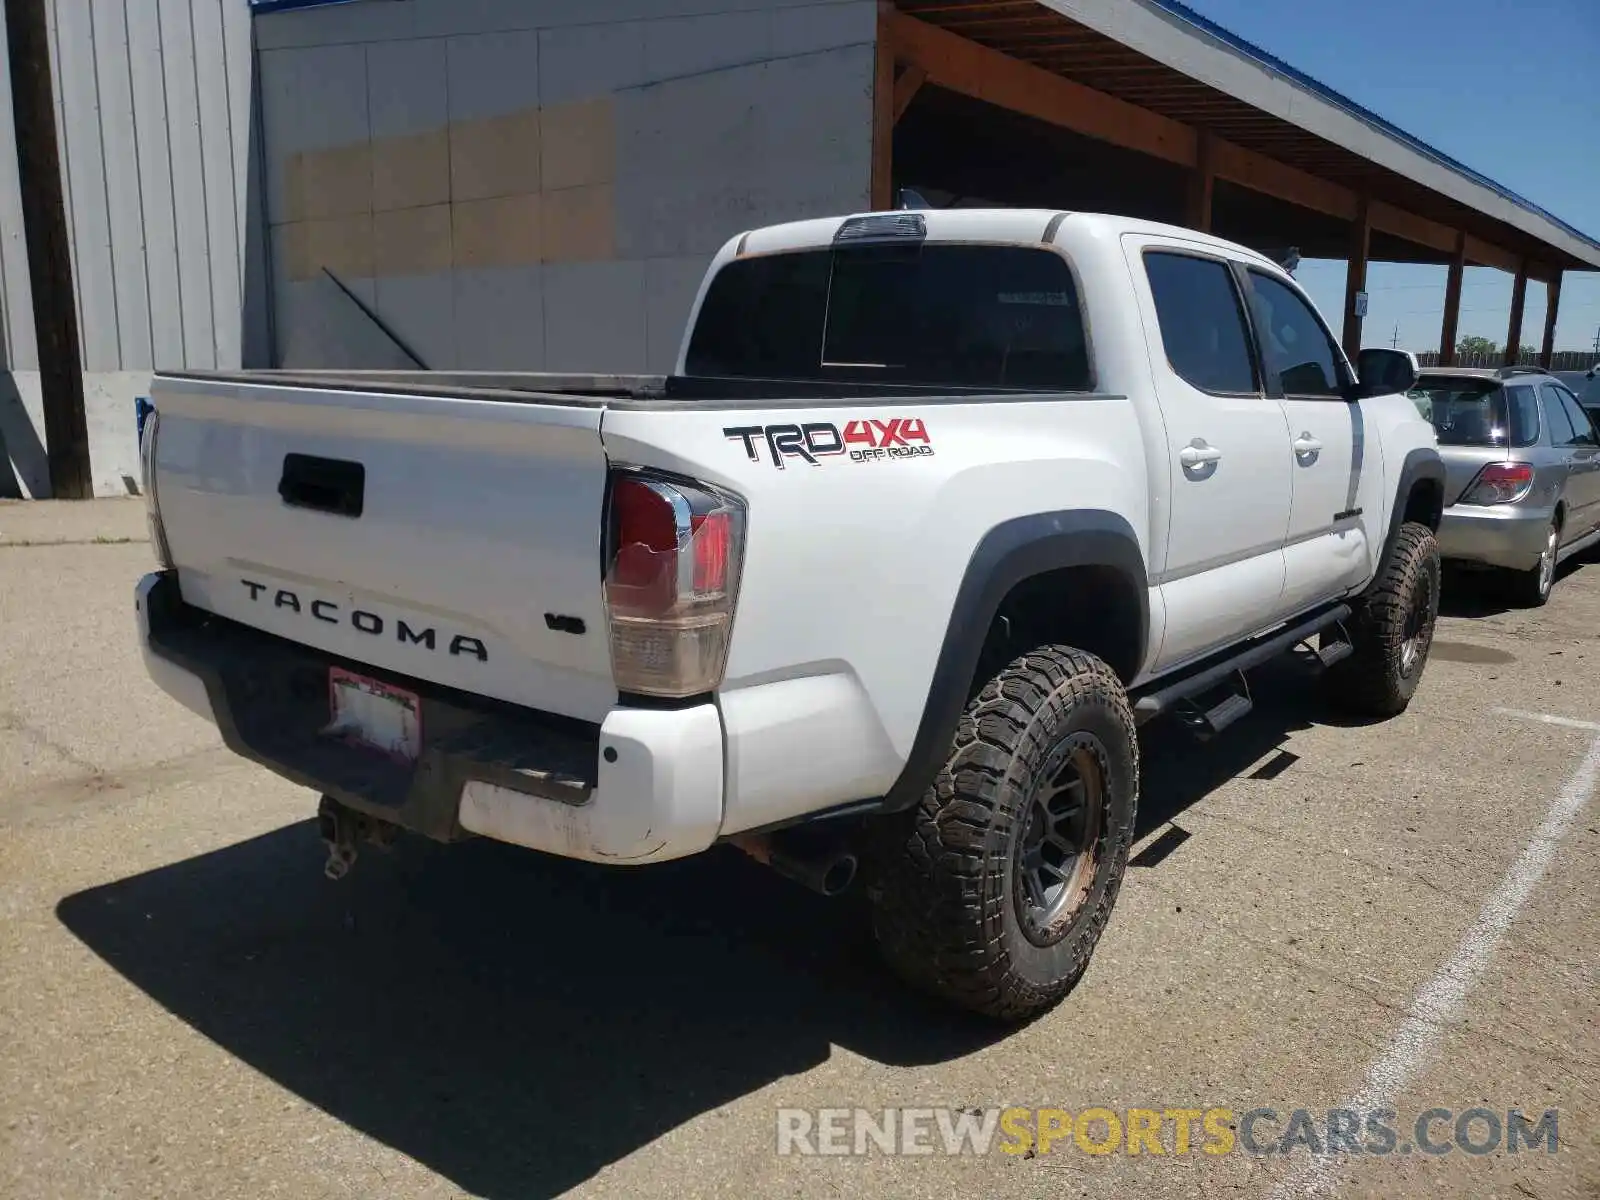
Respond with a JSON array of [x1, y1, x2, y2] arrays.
[[1181, 0, 1600, 356]]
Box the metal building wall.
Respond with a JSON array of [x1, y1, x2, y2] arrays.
[[0, 0, 268, 498]]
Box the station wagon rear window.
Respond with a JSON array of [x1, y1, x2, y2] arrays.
[[1409, 378, 1539, 448], [685, 245, 1092, 391]]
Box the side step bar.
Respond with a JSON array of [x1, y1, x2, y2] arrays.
[[1132, 603, 1352, 726]]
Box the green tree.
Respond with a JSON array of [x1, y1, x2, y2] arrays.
[[1456, 335, 1498, 358]]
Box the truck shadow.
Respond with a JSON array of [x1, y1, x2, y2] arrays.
[[56, 821, 988, 1199], [55, 653, 1362, 1198]]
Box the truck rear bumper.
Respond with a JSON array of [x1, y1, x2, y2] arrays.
[[136, 571, 723, 864]]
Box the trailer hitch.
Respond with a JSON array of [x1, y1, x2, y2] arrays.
[[317, 794, 399, 880]]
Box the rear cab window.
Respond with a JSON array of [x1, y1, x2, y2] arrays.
[[684, 243, 1092, 390], [1409, 377, 1539, 448]]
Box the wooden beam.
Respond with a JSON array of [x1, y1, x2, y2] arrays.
[[1503, 259, 1528, 366], [1204, 137, 1359, 222], [1465, 234, 1520, 274], [1539, 271, 1562, 369], [1369, 201, 1457, 255], [884, 9, 1198, 167], [1186, 128, 1214, 233], [884, 8, 1526, 279], [871, 3, 896, 210], [1439, 230, 1466, 366], [891, 64, 927, 125], [1343, 198, 1371, 361]]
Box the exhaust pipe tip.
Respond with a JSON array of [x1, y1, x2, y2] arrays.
[[731, 834, 859, 897], [817, 852, 858, 897]]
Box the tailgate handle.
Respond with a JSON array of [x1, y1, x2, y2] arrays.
[[279, 454, 365, 518]]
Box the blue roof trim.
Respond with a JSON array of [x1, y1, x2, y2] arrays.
[[1144, 0, 1600, 255], [250, 0, 362, 13]]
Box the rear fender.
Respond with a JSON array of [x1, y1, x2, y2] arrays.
[[879, 509, 1147, 813]]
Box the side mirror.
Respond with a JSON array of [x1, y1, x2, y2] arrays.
[[1355, 347, 1419, 398]]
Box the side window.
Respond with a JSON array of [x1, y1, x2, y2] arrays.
[[1555, 386, 1598, 446], [1246, 270, 1350, 399], [1504, 385, 1541, 447], [1541, 385, 1578, 446], [1142, 252, 1258, 394]]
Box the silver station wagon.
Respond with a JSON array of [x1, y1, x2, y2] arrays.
[[1410, 366, 1600, 606]]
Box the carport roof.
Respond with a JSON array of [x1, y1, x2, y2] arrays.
[[891, 0, 1600, 274]]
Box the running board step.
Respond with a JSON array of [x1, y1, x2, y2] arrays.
[[1197, 691, 1253, 738], [1316, 638, 1354, 668], [1133, 603, 1352, 726]]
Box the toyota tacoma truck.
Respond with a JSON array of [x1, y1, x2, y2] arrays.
[[135, 209, 1445, 1022]]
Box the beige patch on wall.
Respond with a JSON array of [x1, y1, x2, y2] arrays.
[[279, 96, 616, 281]]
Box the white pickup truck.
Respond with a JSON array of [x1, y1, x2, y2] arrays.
[[136, 209, 1444, 1021]]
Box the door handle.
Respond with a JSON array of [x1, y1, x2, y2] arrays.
[[1178, 441, 1223, 469], [1293, 433, 1323, 461]]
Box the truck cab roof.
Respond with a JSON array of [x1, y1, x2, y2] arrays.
[[728, 208, 1288, 275]]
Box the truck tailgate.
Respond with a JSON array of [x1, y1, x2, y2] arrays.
[[150, 375, 617, 723]]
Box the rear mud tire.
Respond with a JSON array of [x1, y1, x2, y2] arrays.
[[867, 646, 1138, 1023]]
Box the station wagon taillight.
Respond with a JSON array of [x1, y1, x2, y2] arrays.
[[1460, 462, 1534, 506], [604, 470, 745, 697]]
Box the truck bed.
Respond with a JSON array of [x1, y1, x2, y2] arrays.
[[154, 369, 1067, 409]]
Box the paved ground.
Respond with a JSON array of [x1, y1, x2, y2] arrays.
[[2, 498, 1597, 1200]]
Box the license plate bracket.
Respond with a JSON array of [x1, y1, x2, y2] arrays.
[[327, 667, 423, 764]]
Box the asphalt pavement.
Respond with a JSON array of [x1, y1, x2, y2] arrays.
[[2, 498, 1597, 1199]]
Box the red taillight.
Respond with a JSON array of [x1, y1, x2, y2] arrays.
[[1461, 462, 1534, 506], [610, 477, 680, 615], [691, 511, 731, 595], [604, 470, 745, 696]]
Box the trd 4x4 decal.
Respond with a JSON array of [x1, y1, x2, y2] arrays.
[[725, 418, 933, 469]]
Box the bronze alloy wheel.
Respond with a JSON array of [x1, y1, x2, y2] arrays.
[[1014, 732, 1107, 945]]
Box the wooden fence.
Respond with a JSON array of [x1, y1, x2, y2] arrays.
[[1412, 349, 1598, 371]]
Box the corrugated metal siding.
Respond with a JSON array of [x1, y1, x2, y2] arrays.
[[0, 8, 37, 371], [0, 0, 267, 375]]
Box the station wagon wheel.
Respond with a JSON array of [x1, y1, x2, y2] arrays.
[[1537, 524, 1558, 598], [1510, 518, 1560, 608]]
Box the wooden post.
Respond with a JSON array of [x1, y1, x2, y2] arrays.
[[1539, 271, 1562, 369], [1342, 198, 1371, 362], [1439, 231, 1466, 366], [1503, 260, 1528, 366], [4, 0, 92, 498], [1186, 129, 1214, 233], [871, 3, 897, 211]]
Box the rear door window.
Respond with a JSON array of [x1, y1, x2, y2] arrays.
[[1411, 379, 1539, 447], [1541, 384, 1580, 446], [685, 244, 1092, 390], [1142, 252, 1259, 394], [1550, 384, 1598, 446]]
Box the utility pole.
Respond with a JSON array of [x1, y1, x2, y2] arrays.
[[1391, 323, 1399, 349]]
